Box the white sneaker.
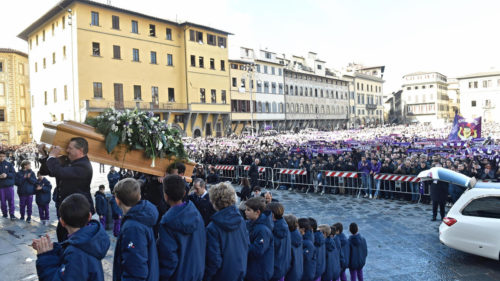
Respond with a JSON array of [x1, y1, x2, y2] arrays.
[[363, 194, 368, 198], [369, 194, 373, 199]]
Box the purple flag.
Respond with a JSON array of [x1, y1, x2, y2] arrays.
[[448, 113, 481, 141]]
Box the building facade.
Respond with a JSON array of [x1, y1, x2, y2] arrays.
[[343, 64, 385, 127], [447, 77, 460, 117], [401, 72, 450, 124], [0, 49, 31, 144], [457, 71, 499, 123], [283, 52, 349, 131], [228, 59, 253, 134], [19, 0, 231, 139]]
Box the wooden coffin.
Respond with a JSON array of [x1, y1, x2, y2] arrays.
[[40, 121, 195, 178]]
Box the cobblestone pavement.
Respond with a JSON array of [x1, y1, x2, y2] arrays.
[[1, 163, 499, 280]]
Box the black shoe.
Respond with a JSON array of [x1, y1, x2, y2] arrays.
[[20, 216, 25, 221], [431, 217, 437, 221], [10, 215, 17, 221], [2, 214, 7, 218], [26, 217, 31, 223]]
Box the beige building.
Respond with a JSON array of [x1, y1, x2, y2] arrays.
[[0, 49, 31, 144], [343, 63, 385, 127], [457, 71, 499, 123]]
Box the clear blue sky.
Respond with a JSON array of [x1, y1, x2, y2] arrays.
[[3, 0, 500, 92]]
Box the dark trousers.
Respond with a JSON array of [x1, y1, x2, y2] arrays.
[[0, 186, 15, 216], [19, 195, 33, 218], [432, 200, 446, 219], [57, 220, 69, 242], [37, 204, 50, 220]]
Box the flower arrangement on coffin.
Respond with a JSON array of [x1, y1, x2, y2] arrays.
[[85, 108, 187, 167]]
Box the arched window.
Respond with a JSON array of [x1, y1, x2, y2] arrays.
[[296, 104, 299, 112], [305, 105, 309, 113], [315, 105, 319, 113], [300, 87, 303, 96], [257, 101, 262, 112], [300, 104, 304, 113], [265, 102, 270, 113], [305, 88, 308, 96], [286, 103, 290, 112], [320, 90, 324, 98], [289, 86, 293, 95], [326, 106, 330, 114], [321, 105, 325, 114], [279, 103, 283, 113], [315, 89, 318, 97], [295, 86, 298, 96], [290, 103, 294, 113], [272, 102, 277, 113], [310, 104, 314, 113]]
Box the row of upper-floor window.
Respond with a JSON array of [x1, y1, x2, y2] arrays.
[[405, 74, 447, 82], [232, 78, 284, 94], [33, 46, 67, 72], [356, 94, 383, 105], [0, 83, 27, 98], [88, 11, 227, 48], [92, 82, 177, 103], [356, 82, 382, 93], [470, 99, 493, 108], [198, 88, 227, 104], [0, 61, 26, 75], [286, 103, 348, 115], [190, 55, 225, 71], [38, 85, 69, 107], [286, 85, 348, 99], [468, 79, 500, 89], [355, 109, 383, 116], [231, 99, 348, 115], [90, 42, 174, 65], [406, 93, 437, 103], [285, 72, 348, 86], [29, 16, 66, 49], [406, 84, 446, 90], [0, 108, 27, 123], [254, 64, 282, 76]]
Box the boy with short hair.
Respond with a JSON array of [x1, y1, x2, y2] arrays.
[[94, 184, 108, 226], [158, 175, 206, 281], [109, 190, 122, 237], [34, 193, 110, 281], [16, 160, 37, 222], [284, 214, 303, 281], [245, 196, 274, 281], [348, 223, 368, 281], [309, 217, 325, 280], [0, 150, 17, 220], [333, 222, 349, 281], [319, 224, 341, 281], [113, 178, 159, 281], [298, 218, 316, 281], [35, 172, 52, 226], [267, 202, 291, 281]]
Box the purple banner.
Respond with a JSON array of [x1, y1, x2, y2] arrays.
[[448, 113, 482, 141]]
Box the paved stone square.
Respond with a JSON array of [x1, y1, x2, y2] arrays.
[[0, 163, 499, 281]]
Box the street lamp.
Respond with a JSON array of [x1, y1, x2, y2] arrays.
[[243, 63, 255, 136]]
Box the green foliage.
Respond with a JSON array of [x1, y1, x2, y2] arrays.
[[84, 108, 188, 160]]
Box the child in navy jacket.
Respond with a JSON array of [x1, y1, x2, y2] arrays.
[[267, 202, 291, 281], [16, 160, 37, 222], [284, 214, 303, 281], [35, 172, 52, 225], [108, 191, 122, 237], [245, 196, 274, 281], [298, 218, 316, 281], [320, 224, 341, 281], [158, 175, 206, 281], [204, 182, 249, 281], [348, 223, 368, 281], [94, 185, 108, 227], [113, 178, 159, 281], [334, 222, 350, 281], [0, 150, 16, 220], [34, 193, 110, 281], [310, 218, 326, 280]]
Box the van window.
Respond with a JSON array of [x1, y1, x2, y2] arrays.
[[462, 196, 500, 219]]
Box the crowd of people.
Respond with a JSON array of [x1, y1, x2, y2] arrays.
[[185, 124, 500, 203]]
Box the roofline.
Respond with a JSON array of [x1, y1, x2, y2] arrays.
[[254, 59, 284, 66], [457, 72, 500, 79], [18, 0, 232, 41], [284, 69, 350, 82], [403, 71, 446, 78], [0, 48, 28, 58], [228, 59, 252, 65]]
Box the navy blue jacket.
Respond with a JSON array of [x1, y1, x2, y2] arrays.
[[322, 236, 341, 281], [272, 218, 291, 280], [285, 229, 303, 281], [0, 160, 16, 188], [336, 232, 350, 270], [204, 205, 249, 281], [16, 169, 37, 196], [94, 191, 108, 217], [113, 200, 159, 281], [246, 213, 274, 281], [158, 200, 206, 281], [313, 231, 326, 279], [35, 178, 52, 206], [301, 230, 316, 281], [108, 195, 122, 220], [107, 171, 120, 192], [36, 220, 110, 281], [348, 234, 368, 270]]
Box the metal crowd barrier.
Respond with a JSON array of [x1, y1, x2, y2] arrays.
[[208, 164, 437, 201]]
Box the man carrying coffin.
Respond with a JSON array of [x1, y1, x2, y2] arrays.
[[40, 137, 93, 242]]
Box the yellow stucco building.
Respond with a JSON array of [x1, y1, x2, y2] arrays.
[[18, 0, 231, 139], [0, 49, 31, 145]]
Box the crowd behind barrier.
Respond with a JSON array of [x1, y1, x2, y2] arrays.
[[187, 123, 500, 204]]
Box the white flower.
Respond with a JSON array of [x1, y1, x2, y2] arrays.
[[157, 140, 163, 150]]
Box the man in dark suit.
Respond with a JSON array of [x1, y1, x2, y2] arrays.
[[188, 178, 215, 226], [40, 137, 93, 241], [249, 158, 260, 189]]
